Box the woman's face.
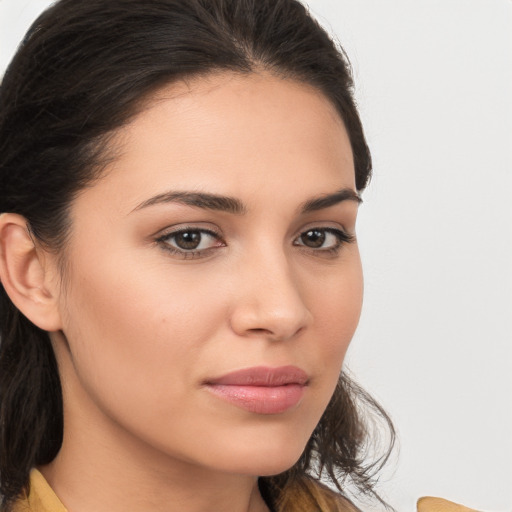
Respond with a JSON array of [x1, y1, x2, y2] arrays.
[[50, 72, 363, 477]]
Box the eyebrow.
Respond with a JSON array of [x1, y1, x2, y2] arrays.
[[299, 188, 362, 213], [131, 187, 361, 215]]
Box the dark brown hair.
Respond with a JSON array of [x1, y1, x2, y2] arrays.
[[0, 1, 394, 510]]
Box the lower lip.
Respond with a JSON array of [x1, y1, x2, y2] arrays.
[[205, 384, 305, 414]]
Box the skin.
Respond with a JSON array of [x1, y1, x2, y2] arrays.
[[0, 72, 363, 512]]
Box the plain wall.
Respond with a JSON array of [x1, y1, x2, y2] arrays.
[[1, 1, 511, 510]]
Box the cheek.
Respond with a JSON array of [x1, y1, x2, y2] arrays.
[[293, 249, 363, 414], [308, 251, 364, 358], [58, 249, 228, 418]]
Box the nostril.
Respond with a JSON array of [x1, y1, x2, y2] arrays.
[[248, 328, 272, 335], [246, 325, 306, 341]]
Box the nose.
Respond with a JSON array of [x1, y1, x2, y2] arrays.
[[229, 248, 312, 342]]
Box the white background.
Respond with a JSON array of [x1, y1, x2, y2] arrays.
[[1, 1, 511, 511]]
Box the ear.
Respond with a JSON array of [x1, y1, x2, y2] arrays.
[[0, 213, 63, 331]]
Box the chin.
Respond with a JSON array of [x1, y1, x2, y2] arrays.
[[222, 453, 305, 478], [207, 430, 311, 477]]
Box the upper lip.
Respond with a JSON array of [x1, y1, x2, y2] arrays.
[[205, 365, 309, 387]]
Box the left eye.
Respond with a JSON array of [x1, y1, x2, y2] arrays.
[[294, 228, 351, 250]]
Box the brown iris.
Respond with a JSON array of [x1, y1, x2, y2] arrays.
[[300, 229, 326, 248], [174, 231, 202, 250]]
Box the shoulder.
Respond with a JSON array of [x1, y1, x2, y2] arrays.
[[267, 476, 361, 512], [307, 481, 362, 512], [417, 497, 479, 512], [10, 470, 67, 512]]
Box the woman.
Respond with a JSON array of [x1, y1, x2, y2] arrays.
[[0, 1, 473, 511]]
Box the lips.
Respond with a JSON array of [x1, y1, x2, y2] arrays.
[[203, 366, 309, 415]]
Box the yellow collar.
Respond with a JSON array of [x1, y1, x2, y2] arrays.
[[14, 469, 478, 512], [13, 469, 67, 512]]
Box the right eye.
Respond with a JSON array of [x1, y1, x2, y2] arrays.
[[156, 228, 225, 258]]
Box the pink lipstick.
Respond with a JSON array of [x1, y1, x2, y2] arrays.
[[204, 366, 308, 414]]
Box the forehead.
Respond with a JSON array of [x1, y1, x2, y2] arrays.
[[77, 72, 355, 215]]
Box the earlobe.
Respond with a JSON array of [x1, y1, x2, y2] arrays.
[[0, 213, 63, 332]]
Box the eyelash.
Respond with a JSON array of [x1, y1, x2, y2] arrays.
[[155, 226, 355, 260]]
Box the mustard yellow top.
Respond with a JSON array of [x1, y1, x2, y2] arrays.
[[416, 497, 480, 512], [12, 470, 66, 512], [13, 469, 479, 512]]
